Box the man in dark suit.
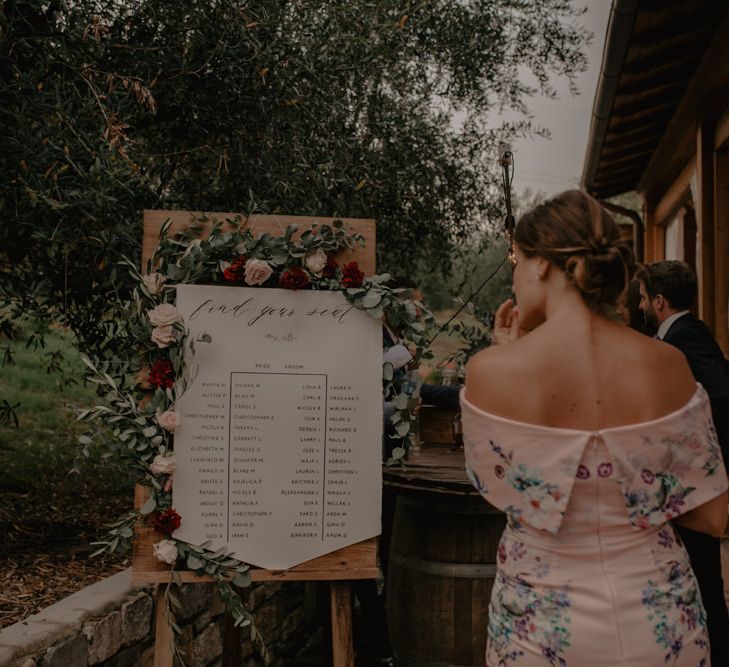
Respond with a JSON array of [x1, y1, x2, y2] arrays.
[[638, 260, 729, 665]]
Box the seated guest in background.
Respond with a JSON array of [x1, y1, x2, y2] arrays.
[[384, 278, 460, 411], [637, 259, 729, 667]]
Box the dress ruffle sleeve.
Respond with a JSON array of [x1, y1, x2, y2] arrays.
[[460, 385, 728, 534], [603, 386, 728, 530], [460, 396, 591, 533]]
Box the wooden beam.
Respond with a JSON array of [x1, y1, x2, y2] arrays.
[[606, 114, 673, 137], [330, 582, 354, 667], [601, 141, 656, 162], [639, 11, 729, 196], [697, 110, 716, 329], [713, 148, 729, 354], [132, 536, 380, 584], [653, 159, 695, 225], [611, 96, 676, 121], [153, 585, 174, 667], [622, 51, 696, 79], [716, 104, 729, 151]]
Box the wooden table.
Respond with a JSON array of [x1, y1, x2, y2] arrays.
[[383, 442, 477, 496]]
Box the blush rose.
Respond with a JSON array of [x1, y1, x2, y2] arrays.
[[151, 325, 176, 349], [142, 272, 166, 295], [148, 303, 183, 327], [150, 454, 177, 475], [244, 259, 273, 286], [156, 410, 179, 432], [304, 248, 328, 275]]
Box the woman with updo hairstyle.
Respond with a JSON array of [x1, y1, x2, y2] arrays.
[[461, 190, 727, 666]]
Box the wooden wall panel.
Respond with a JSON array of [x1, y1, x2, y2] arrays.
[[714, 148, 729, 354], [697, 112, 716, 329]]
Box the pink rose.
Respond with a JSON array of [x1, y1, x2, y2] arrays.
[[151, 325, 176, 348], [156, 410, 179, 432], [148, 303, 182, 327], [142, 272, 166, 295], [150, 454, 177, 474], [304, 248, 328, 275], [244, 259, 273, 286]]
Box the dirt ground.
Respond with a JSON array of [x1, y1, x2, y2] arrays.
[[0, 489, 131, 628]]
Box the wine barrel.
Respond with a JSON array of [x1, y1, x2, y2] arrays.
[[385, 492, 505, 667]]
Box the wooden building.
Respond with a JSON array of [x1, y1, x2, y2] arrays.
[[581, 0, 729, 354]]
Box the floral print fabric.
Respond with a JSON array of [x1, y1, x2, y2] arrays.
[[461, 385, 726, 666], [461, 385, 726, 535]]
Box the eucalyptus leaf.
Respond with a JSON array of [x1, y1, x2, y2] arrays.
[[395, 420, 410, 437], [186, 555, 204, 570], [232, 571, 252, 588], [139, 496, 157, 515]]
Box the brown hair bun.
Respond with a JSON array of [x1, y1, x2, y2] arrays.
[[515, 190, 635, 315]]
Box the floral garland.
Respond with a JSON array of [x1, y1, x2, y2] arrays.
[[77, 215, 434, 662]]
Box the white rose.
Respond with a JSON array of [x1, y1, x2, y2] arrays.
[[156, 410, 179, 432], [142, 272, 166, 295], [148, 303, 183, 327], [151, 325, 176, 349], [304, 248, 328, 275], [150, 454, 177, 475], [244, 259, 273, 286], [235, 241, 248, 255], [153, 539, 179, 564]]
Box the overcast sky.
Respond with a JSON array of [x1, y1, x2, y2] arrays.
[[507, 0, 611, 197]]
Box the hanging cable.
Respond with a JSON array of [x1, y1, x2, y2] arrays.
[[425, 143, 515, 347]]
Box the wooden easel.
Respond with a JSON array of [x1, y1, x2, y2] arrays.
[[135, 211, 380, 667]]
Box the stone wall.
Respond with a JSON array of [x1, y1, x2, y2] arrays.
[[0, 569, 317, 667]]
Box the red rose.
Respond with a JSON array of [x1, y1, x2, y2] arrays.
[[322, 256, 339, 279], [341, 261, 364, 288], [279, 266, 310, 290], [148, 359, 175, 389], [223, 255, 247, 282], [153, 508, 182, 536]]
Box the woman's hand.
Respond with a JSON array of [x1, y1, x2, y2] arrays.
[[492, 298, 523, 345]]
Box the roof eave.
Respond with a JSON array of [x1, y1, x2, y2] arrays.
[[581, 0, 640, 197]]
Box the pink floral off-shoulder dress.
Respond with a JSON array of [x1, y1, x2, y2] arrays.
[[460, 384, 728, 667]]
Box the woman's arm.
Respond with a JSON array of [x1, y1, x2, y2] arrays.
[[674, 491, 729, 538]]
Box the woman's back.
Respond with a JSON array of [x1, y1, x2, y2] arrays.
[[466, 309, 696, 432]]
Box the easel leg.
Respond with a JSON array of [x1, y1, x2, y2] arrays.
[[154, 583, 174, 667], [330, 581, 354, 667]]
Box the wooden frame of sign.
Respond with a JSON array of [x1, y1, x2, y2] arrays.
[[135, 210, 380, 667]]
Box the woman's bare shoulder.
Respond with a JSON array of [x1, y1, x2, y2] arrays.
[[464, 343, 524, 410]]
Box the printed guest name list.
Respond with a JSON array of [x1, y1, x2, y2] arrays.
[[172, 285, 382, 570]]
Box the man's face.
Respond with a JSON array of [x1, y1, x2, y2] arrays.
[[638, 281, 659, 328]]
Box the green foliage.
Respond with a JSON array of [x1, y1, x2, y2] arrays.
[[0, 323, 132, 503], [1, 0, 589, 360]]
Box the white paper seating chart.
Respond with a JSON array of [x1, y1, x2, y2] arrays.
[[173, 285, 382, 570]]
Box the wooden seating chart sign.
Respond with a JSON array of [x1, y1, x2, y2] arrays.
[[133, 210, 380, 667]]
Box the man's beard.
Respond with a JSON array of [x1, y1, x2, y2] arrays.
[[642, 307, 659, 331]]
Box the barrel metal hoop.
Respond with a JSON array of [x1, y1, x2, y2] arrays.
[[390, 551, 497, 578], [392, 650, 474, 667], [398, 494, 503, 516]]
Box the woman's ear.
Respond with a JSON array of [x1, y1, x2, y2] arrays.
[[536, 257, 550, 281]]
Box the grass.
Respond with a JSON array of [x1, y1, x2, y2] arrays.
[[0, 323, 134, 557], [420, 307, 487, 381], [0, 324, 130, 494]]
